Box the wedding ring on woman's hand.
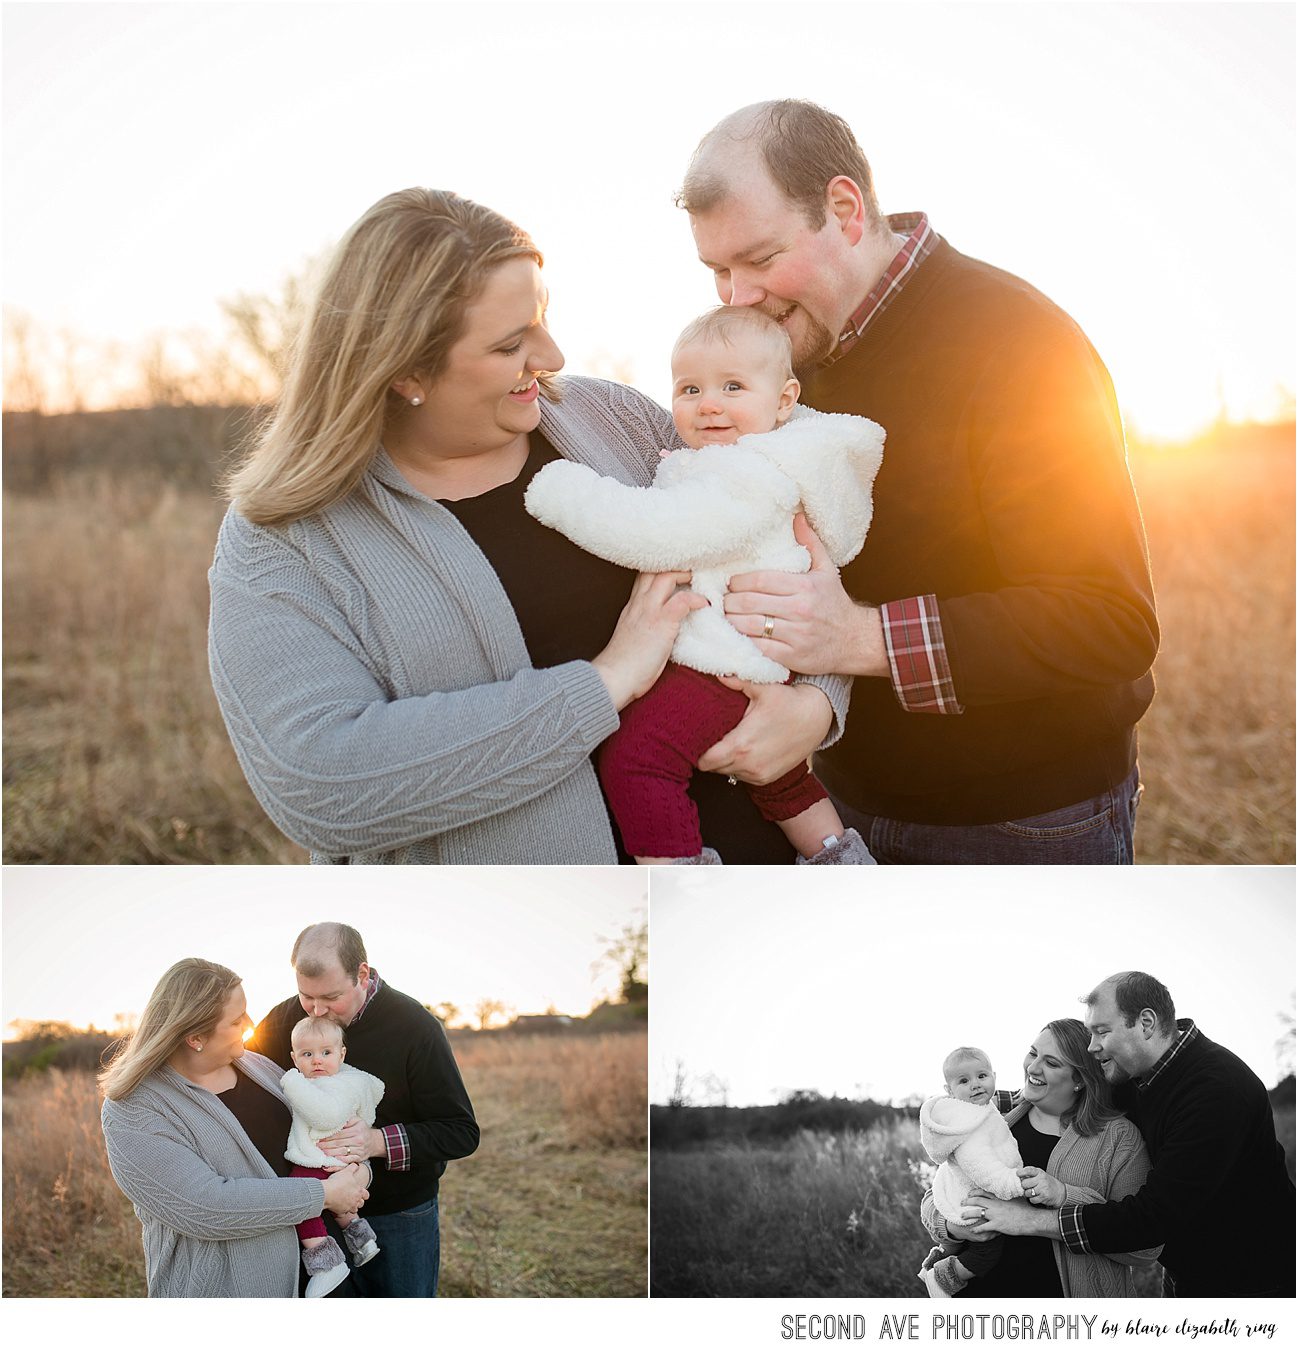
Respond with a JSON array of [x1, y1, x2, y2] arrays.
[[762, 615, 775, 639]]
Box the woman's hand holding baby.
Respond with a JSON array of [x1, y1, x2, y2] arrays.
[[593, 571, 708, 711], [1017, 1166, 1066, 1207], [322, 1164, 369, 1217], [698, 680, 832, 784]]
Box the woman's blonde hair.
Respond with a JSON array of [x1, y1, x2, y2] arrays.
[[100, 959, 243, 1102], [225, 189, 543, 526]]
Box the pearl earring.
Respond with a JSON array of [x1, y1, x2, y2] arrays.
[[410, 396, 423, 407], [195, 1042, 203, 1051]]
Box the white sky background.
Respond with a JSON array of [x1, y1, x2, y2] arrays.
[[2, 865, 646, 1031], [2, 0, 1294, 436], [650, 867, 1296, 1105]]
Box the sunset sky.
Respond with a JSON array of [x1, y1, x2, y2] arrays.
[[651, 867, 1295, 1105], [3, 1, 1294, 437], [2, 866, 646, 1033]]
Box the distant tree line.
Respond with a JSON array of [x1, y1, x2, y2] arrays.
[[651, 1091, 911, 1150]]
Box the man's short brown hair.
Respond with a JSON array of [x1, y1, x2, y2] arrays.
[[291, 922, 368, 981], [1083, 971, 1177, 1035], [678, 100, 882, 229]]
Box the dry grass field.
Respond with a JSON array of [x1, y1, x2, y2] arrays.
[[2, 420, 1293, 864], [650, 1105, 1296, 1298], [1, 1030, 646, 1298]]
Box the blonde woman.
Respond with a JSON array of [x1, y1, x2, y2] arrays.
[[100, 959, 370, 1298], [209, 189, 847, 864], [918, 1018, 1160, 1298]]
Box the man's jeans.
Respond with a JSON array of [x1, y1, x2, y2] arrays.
[[830, 765, 1142, 865], [348, 1196, 440, 1298]]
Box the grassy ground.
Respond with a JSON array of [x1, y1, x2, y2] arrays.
[[3, 424, 1293, 864], [2, 1031, 646, 1298], [651, 1104, 1296, 1298]]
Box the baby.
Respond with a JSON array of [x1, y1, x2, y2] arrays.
[[281, 1015, 386, 1297], [525, 306, 883, 865], [917, 1046, 1024, 1298]]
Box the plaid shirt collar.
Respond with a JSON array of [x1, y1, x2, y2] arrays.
[[347, 968, 383, 1027], [1136, 1018, 1198, 1091], [821, 211, 938, 368]]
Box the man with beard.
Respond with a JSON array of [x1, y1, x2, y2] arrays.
[[680, 100, 1158, 863], [248, 922, 478, 1297]]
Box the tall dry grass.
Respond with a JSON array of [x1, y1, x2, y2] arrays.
[[1, 1069, 144, 1297], [3, 426, 1293, 863], [2, 1030, 647, 1298], [650, 1117, 1163, 1299], [1129, 436, 1295, 862], [3, 477, 303, 863]]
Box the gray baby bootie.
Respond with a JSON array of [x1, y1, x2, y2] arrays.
[[797, 827, 875, 865], [670, 847, 722, 864], [342, 1216, 380, 1267], [302, 1235, 349, 1298], [917, 1246, 970, 1298]]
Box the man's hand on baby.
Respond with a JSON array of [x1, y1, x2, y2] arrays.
[[961, 1190, 1040, 1235], [723, 516, 887, 678], [318, 1118, 386, 1164]]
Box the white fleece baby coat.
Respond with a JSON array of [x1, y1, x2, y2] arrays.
[[280, 1064, 386, 1169], [919, 1094, 1025, 1224], [523, 406, 885, 683]]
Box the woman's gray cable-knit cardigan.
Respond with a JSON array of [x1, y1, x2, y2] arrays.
[[209, 377, 849, 864], [920, 1102, 1162, 1298], [100, 1053, 325, 1298]]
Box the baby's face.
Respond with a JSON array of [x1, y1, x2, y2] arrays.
[[291, 1030, 346, 1078], [945, 1055, 996, 1104], [671, 336, 798, 449]]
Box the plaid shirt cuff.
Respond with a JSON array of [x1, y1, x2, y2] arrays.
[[881, 595, 963, 714], [381, 1124, 411, 1171], [1058, 1202, 1090, 1253]]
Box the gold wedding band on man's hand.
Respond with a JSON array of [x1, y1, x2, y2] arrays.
[[762, 615, 775, 639]]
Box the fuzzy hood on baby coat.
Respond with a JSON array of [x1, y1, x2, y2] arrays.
[[523, 406, 884, 683], [280, 1064, 386, 1169], [920, 1093, 1025, 1224]]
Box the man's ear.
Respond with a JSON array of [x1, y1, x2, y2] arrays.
[[774, 377, 801, 426], [826, 175, 868, 247], [355, 961, 371, 989]]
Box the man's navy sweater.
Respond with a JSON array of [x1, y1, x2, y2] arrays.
[[806, 238, 1158, 824], [1082, 1025, 1295, 1296]]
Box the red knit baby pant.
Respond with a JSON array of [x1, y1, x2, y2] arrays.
[[291, 1165, 330, 1240], [597, 662, 828, 857]]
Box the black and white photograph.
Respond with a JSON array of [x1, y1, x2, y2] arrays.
[[650, 867, 1296, 1299]]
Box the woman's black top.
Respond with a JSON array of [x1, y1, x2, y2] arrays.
[[440, 431, 794, 863], [955, 1114, 1065, 1298], [217, 1066, 294, 1177]]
